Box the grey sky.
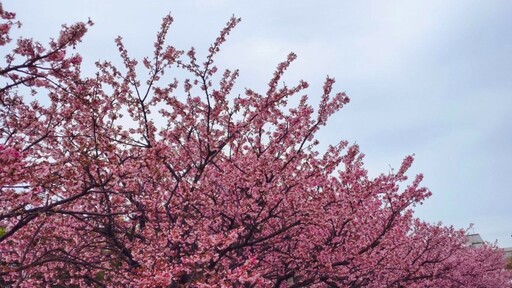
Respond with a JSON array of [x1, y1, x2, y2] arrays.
[[4, 1, 512, 246]]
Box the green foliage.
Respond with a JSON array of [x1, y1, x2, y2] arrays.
[[95, 271, 105, 281]]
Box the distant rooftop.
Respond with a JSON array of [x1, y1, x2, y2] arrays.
[[467, 233, 484, 247], [466, 233, 512, 258], [503, 247, 512, 258]]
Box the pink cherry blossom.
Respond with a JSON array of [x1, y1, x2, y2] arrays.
[[0, 2, 510, 287]]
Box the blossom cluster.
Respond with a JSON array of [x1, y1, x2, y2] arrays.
[[0, 2, 510, 287]]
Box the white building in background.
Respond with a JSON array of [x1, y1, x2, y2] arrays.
[[466, 233, 512, 260], [504, 247, 512, 259], [466, 233, 485, 247]]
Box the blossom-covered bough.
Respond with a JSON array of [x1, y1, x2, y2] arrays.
[[0, 3, 510, 287]]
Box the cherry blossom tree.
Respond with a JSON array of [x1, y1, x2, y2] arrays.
[[0, 3, 510, 287]]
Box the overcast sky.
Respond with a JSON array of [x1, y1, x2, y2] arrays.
[[4, 1, 512, 247]]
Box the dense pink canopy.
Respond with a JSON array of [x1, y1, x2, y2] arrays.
[[0, 3, 510, 287]]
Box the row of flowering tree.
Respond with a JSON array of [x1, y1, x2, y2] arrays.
[[0, 3, 510, 287]]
